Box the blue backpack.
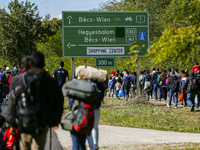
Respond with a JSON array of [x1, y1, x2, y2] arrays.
[[109, 80, 115, 88]]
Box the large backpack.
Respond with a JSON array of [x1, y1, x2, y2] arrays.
[[156, 73, 161, 84], [170, 76, 180, 93], [73, 102, 94, 134], [12, 71, 49, 134], [188, 77, 198, 91], [124, 77, 131, 89], [62, 79, 100, 104], [61, 100, 94, 134]]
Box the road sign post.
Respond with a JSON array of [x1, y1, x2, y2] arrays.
[[62, 11, 149, 57], [95, 57, 115, 68]]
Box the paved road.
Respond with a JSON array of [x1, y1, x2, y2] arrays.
[[55, 124, 200, 149], [2, 98, 200, 150], [0, 103, 63, 150]]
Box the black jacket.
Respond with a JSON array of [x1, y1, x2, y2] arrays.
[[167, 75, 178, 89], [183, 76, 200, 94], [6, 69, 64, 128]]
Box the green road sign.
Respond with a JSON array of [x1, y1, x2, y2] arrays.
[[62, 11, 149, 57], [95, 57, 115, 67]]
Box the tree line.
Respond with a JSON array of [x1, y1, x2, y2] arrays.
[[0, 0, 199, 77]]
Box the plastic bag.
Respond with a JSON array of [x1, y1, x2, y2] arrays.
[[178, 92, 183, 102], [118, 89, 124, 97]]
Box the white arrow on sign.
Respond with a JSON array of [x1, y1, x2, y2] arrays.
[[67, 15, 73, 25], [67, 42, 76, 48]]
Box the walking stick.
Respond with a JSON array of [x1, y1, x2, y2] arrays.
[[50, 128, 52, 150]]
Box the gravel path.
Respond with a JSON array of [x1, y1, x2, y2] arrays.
[[55, 125, 200, 149]]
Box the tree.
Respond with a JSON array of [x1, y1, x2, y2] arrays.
[[148, 0, 200, 69], [0, 0, 44, 66], [96, 0, 172, 44]]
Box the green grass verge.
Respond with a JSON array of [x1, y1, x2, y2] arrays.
[[100, 97, 200, 133]]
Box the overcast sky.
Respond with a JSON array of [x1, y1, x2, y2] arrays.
[[1, 0, 119, 19]]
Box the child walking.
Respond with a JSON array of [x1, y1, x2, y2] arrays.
[[114, 78, 121, 100]]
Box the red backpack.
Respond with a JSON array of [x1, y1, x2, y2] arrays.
[[73, 102, 94, 134]]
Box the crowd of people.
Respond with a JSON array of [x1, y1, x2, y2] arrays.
[[107, 63, 200, 111], [0, 52, 105, 150], [0, 52, 200, 150], [0, 52, 63, 150]]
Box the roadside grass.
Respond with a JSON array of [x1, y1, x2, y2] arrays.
[[99, 143, 200, 150], [100, 97, 200, 133]]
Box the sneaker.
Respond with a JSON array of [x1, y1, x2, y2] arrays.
[[95, 146, 99, 150], [167, 104, 171, 108], [191, 105, 194, 112], [175, 107, 177, 109], [126, 99, 129, 101]]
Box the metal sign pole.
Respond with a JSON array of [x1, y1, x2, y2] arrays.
[[136, 57, 140, 96], [71, 57, 74, 80]]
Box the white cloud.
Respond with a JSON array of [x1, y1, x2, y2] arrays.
[[57, 13, 62, 19]]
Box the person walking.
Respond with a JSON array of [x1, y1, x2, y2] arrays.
[[153, 68, 162, 101], [167, 71, 179, 108], [180, 71, 188, 107], [114, 78, 122, 100], [183, 71, 200, 111], [143, 70, 153, 100], [52, 61, 69, 88], [108, 77, 115, 97], [6, 52, 64, 150], [130, 72, 136, 99], [195, 71, 200, 108], [122, 71, 131, 101], [159, 72, 168, 103]]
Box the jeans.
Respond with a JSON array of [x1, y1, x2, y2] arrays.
[[115, 90, 119, 98], [87, 134, 95, 150], [187, 93, 196, 108], [196, 94, 200, 108], [92, 109, 101, 149], [153, 84, 162, 100], [130, 86, 136, 98], [161, 87, 167, 100], [168, 90, 178, 107], [124, 87, 130, 100], [71, 131, 87, 150], [108, 88, 114, 97]]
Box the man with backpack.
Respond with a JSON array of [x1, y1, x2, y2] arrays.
[[167, 71, 179, 108], [6, 52, 64, 150], [195, 70, 200, 108], [153, 68, 162, 101], [183, 71, 200, 111], [122, 71, 131, 101], [108, 76, 115, 97], [130, 72, 137, 99], [52, 61, 69, 88]]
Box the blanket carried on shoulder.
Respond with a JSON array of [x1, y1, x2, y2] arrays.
[[75, 66, 107, 82]]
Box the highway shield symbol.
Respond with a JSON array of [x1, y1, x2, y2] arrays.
[[136, 15, 145, 23]]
